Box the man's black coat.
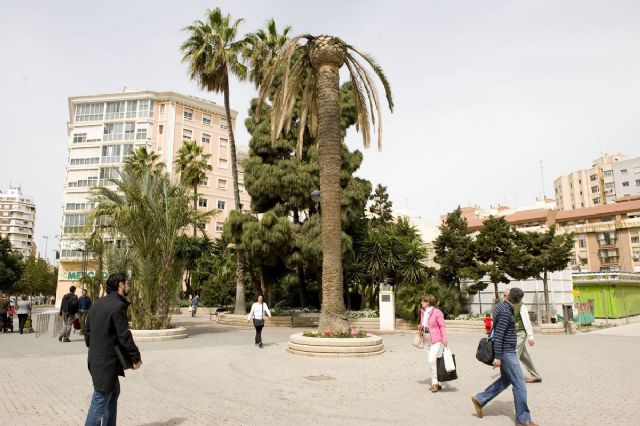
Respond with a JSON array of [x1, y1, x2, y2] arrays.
[[85, 292, 141, 392]]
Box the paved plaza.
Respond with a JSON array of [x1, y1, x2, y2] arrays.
[[1, 312, 639, 426]]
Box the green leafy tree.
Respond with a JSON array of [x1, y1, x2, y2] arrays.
[[92, 150, 212, 329], [15, 257, 56, 295], [257, 35, 392, 334], [521, 226, 574, 323], [368, 184, 394, 226], [175, 235, 213, 296], [395, 278, 464, 322], [181, 7, 248, 315], [434, 207, 482, 290], [0, 236, 23, 293], [475, 216, 530, 302]]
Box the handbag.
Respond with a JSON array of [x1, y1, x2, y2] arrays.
[[443, 346, 456, 372], [476, 336, 495, 365], [437, 354, 458, 382], [411, 331, 425, 349], [73, 317, 81, 330]]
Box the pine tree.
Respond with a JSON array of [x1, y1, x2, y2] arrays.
[[368, 184, 394, 226]]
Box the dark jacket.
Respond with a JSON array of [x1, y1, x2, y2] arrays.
[[492, 300, 517, 360], [85, 292, 141, 392], [78, 295, 92, 312], [60, 292, 79, 316]]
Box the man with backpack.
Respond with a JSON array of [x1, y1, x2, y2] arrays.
[[58, 285, 79, 342]]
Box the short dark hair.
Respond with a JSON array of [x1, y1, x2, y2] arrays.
[[507, 287, 524, 304], [69, 286, 76, 293], [106, 272, 128, 293]]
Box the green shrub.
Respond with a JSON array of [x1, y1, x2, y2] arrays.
[[395, 279, 465, 322], [346, 309, 379, 319], [302, 330, 368, 338]]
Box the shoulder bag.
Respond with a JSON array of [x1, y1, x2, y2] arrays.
[[476, 331, 495, 365], [253, 304, 265, 327]]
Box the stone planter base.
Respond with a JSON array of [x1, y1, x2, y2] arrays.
[[130, 326, 188, 342], [287, 332, 384, 357]]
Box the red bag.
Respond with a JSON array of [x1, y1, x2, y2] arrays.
[[73, 318, 81, 330]]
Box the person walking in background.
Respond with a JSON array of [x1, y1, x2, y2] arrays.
[[16, 294, 31, 334], [504, 288, 542, 383], [58, 286, 79, 342], [0, 293, 10, 333], [190, 293, 199, 318], [472, 287, 538, 426], [484, 312, 493, 334], [84, 272, 141, 426], [78, 289, 93, 335], [418, 294, 448, 393], [247, 295, 271, 348]]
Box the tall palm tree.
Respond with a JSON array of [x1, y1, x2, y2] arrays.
[[257, 35, 393, 333], [243, 19, 292, 88], [181, 7, 248, 314], [175, 140, 212, 236]]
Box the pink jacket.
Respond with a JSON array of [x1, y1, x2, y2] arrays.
[[419, 307, 448, 344]]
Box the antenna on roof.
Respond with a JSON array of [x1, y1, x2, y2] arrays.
[[539, 160, 546, 200]]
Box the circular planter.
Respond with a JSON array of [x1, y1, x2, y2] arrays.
[[130, 326, 188, 342], [287, 332, 384, 357]]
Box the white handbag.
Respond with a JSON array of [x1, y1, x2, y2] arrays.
[[443, 346, 456, 372]]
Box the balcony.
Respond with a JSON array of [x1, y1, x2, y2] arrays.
[[599, 256, 620, 265], [573, 272, 640, 285], [597, 239, 617, 247]]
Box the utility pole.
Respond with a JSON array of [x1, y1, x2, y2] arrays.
[[539, 161, 546, 200]]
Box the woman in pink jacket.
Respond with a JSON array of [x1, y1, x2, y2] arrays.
[[418, 294, 448, 393]]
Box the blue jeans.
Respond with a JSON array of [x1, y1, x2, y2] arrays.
[[85, 380, 120, 426], [476, 352, 531, 424]]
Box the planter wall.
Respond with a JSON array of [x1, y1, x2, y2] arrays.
[[287, 332, 384, 357], [130, 326, 188, 342]]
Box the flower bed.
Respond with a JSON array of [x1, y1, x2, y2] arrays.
[[302, 330, 368, 338]]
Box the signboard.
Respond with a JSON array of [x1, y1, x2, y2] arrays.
[[575, 299, 594, 325], [66, 271, 108, 280], [381, 295, 391, 302]]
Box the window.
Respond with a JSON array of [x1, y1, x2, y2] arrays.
[[183, 129, 192, 141], [105, 101, 126, 120], [138, 100, 153, 118], [217, 200, 226, 210], [622, 181, 629, 187], [124, 122, 135, 139], [633, 250, 640, 261], [184, 108, 193, 120], [160, 104, 165, 113], [136, 128, 147, 140], [591, 186, 599, 193], [198, 197, 208, 208], [215, 222, 224, 232], [217, 179, 227, 190], [99, 167, 120, 185], [63, 214, 87, 233], [636, 179, 640, 186], [219, 138, 228, 149], [104, 123, 124, 141], [593, 197, 601, 204], [621, 169, 628, 175], [590, 174, 597, 181], [605, 182, 615, 189], [73, 133, 87, 143], [578, 237, 587, 248], [159, 124, 164, 135], [202, 134, 210, 144], [631, 234, 639, 244], [220, 119, 228, 130], [70, 157, 99, 166], [219, 158, 228, 168], [597, 231, 616, 246], [601, 216, 613, 222], [75, 103, 104, 122], [199, 177, 209, 187], [203, 114, 211, 125], [239, 184, 245, 193], [604, 170, 613, 177], [125, 101, 137, 118]]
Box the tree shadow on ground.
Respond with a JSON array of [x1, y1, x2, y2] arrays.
[[137, 417, 187, 426], [478, 400, 516, 423]]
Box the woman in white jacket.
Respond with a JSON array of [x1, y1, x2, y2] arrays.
[[247, 295, 271, 348]]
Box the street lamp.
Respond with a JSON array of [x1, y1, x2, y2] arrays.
[[310, 190, 321, 204]]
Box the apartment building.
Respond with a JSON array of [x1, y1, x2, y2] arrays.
[[463, 199, 640, 273], [56, 89, 250, 300], [553, 153, 629, 210], [0, 186, 36, 258], [613, 157, 640, 200]]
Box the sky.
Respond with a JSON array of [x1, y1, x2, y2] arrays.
[[1, 0, 640, 263]]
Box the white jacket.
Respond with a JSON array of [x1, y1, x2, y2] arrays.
[[520, 304, 535, 340], [247, 303, 271, 321]]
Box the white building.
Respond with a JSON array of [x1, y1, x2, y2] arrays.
[[0, 186, 36, 258]]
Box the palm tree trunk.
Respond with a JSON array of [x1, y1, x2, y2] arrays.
[[193, 184, 198, 237], [224, 79, 247, 315], [314, 57, 349, 334]]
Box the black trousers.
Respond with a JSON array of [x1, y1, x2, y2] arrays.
[[18, 314, 28, 333], [253, 320, 264, 344]]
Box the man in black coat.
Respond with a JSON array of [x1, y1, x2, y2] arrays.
[[84, 272, 141, 426], [58, 285, 79, 342]]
